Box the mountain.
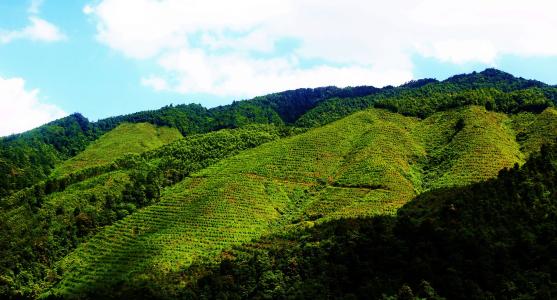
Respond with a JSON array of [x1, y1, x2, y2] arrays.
[[2, 69, 555, 199], [45, 105, 556, 298], [0, 86, 379, 199], [51, 123, 182, 177], [443, 68, 548, 90], [180, 143, 557, 300], [0, 69, 556, 299]]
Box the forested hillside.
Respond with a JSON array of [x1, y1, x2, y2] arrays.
[[0, 125, 284, 298], [0, 86, 379, 199], [2, 69, 555, 199], [0, 69, 556, 299], [39, 105, 555, 299], [0, 114, 97, 197], [52, 123, 182, 176], [178, 143, 557, 300]]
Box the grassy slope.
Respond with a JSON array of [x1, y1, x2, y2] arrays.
[[185, 144, 557, 300], [511, 107, 557, 156], [0, 171, 132, 295], [49, 106, 556, 296], [52, 123, 182, 176], [415, 106, 524, 189], [0, 125, 282, 298]]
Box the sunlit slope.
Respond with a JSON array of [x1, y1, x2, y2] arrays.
[[511, 107, 557, 156], [53, 109, 423, 295], [52, 123, 182, 176], [0, 125, 281, 299], [51, 106, 556, 296], [415, 106, 524, 189]]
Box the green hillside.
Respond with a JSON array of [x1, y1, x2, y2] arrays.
[[0, 125, 282, 298], [52, 123, 182, 176], [0, 86, 378, 198], [511, 107, 557, 155], [47, 106, 557, 297], [178, 143, 557, 300], [3, 69, 555, 200], [1, 69, 557, 299]]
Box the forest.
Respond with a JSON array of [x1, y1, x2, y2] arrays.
[[0, 68, 556, 299], [117, 143, 557, 300]]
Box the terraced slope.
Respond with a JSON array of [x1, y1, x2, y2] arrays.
[[415, 106, 525, 189], [511, 107, 557, 155], [49, 106, 557, 296], [52, 123, 182, 176]]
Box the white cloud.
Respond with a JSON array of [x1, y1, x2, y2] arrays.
[[84, 0, 557, 98], [409, 0, 557, 63], [83, 5, 94, 15], [155, 50, 411, 97], [0, 76, 67, 136], [0, 17, 66, 44], [421, 40, 499, 65], [28, 0, 44, 14], [200, 30, 276, 53], [141, 76, 170, 91], [89, 0, 287, 59]]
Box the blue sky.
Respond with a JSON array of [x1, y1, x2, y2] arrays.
[[1, 0, 557, 136]]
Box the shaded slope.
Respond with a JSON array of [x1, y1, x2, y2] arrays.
[[0, 114, 95, 197], [181, 143, 557, 300], [0, 86, 379, 199], [52, 123, 182, 176], [2, 68, 555, 199], [48, 106, 556, 297], [0, 126, 282, 298]]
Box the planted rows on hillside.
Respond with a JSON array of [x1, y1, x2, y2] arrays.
[[46, 106, 557, 296]]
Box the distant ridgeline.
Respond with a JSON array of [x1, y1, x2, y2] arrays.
[[1, 69, 555, 198], [0, 69, 556, 299], [0, 86, 378, 198], [176, 142, 557, 300]]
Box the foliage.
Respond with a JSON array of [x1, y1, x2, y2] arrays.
[[0, 114, 98, 197], [2, 69, 557, 299], [2, 69, 555, 198], [0, 125, 282, 299], [41, 107, 556, 298], [116, 142, 557, 300], [296, 69, 557, 127], [0, 86, 379, 198], [52, 123, 182, 176]]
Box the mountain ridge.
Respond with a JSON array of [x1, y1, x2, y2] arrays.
[[1, 69, 556, 299], [45, 105, 556, 297]]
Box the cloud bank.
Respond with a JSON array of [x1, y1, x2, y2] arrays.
[[0, 76, 66, 136], [0, 17, 66, 44], [1, 0, 66, 44], [85, 0, 557, 98]]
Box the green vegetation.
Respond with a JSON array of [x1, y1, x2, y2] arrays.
[[414, 106, 525, 189], [2, 69, 555, 199], [45, 106, 556, 298], [297, 69, 557, 128], [52, 123, 182, 176], [0, 125, 282, 298], [511, 108, 557, 155], [0, 86, 378, 199], [172, 143, 557, 300], [0, 114, 97, 197], [1, 69, 557, 299], [297, 86, 555, 128]]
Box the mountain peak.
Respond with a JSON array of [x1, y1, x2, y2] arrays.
[[443, 68, 546, 91], [479, 68, 514, 78]]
